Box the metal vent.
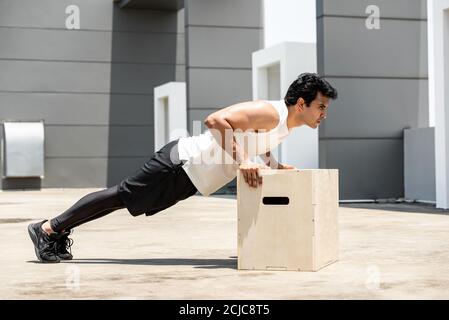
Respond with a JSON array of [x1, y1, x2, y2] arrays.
[[2, 121, 45, 178]]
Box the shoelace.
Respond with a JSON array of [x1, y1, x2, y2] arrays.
[[41, 238, 59, 256], [62, 237, 74, 254], [58, 231, 74, 254]]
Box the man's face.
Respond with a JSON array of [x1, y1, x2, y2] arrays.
[[298, 92, 330, 129]]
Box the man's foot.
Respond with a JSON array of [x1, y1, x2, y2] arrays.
[[27, 220, 61, 263], [56, 230, 74, 260]]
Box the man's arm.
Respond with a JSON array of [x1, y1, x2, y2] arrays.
[[203, 101, 278, 188], [259, 151, 279, 169], [204, 101, 278, 163], [259, 151, 297, 170], [203, 110, 249, 165]]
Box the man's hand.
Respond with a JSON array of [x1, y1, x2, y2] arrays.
[[259, 152, 297, 170], [278, 163, 297, 170], [239, 162, 269, 188]]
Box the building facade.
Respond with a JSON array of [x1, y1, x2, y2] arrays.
[[0, 0, 263, 192]]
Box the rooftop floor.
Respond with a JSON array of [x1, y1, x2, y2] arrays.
[[1, 188, 448, 299]]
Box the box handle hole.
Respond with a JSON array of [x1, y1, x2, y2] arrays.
[[262, 197, 289, 205]]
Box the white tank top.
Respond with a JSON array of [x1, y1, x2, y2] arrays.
[[178, 99, 292, 196]]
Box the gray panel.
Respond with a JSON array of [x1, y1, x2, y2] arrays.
[[404, 127, 435, 201], [175, 65, 186, 82], [44, 157, 108, 187], [0, 61, 175, 94], [0, 28, 180, 64], [187, 27, 262, 68], [0, 1, 181, 190], [176, 33, 185, 65], [0, 0, 178, 32], [186, 0, 263, 28], [177, 8, 185, 33], [316, 0, 324, 17], [188, 69, 253, 107], [43, 157, 149, 188], [318, 0, 427, 19], [319, 137, 327, 168], [45, 126, 154, 157], [1, 177, 42, 190], [320, 78, 429, 138], [0, 93, 153, 125], [319, 17, 428, 78], [321, 139, 404, 199], [316, 13, 325, 75], [119, 0, 184, 10]]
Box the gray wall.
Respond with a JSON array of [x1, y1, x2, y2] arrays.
[[404, 127, 435, 202], [0, 0, 184, 189], [317, 0, 428, 199], [185, 0, 264, 193]]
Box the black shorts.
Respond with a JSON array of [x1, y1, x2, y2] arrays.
[[117, 139, 198, 217]]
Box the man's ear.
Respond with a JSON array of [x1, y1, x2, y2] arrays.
[[296, 97, 305, 111]]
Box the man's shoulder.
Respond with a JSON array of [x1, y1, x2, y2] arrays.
[[242, 100, 278, 113], [245, 101, 280, 130]]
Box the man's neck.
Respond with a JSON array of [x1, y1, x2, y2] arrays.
[[287, 106, 304, 130]]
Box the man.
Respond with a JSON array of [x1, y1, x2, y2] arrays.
[[28, 73, 337, 263]]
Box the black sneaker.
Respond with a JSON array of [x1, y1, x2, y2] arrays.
[[56, 230, 74, 260], [27, 220, 61, 263]]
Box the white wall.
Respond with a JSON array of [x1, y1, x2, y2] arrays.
[[428, 0, 449, 209], [263, 0, 317, 47]]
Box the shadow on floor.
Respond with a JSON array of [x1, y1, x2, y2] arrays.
[[341, 202, 449, 215], [28, 257, 238, 269]]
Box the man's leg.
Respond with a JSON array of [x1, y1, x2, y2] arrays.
[[47, 185, 125, 233], [62, 207, 119, 230], [28, 185, 125, 263]]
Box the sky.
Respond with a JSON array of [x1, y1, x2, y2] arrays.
[[263, 0, 317, 48]]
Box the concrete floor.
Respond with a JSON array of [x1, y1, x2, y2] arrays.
[[1, 188, 449, 300]]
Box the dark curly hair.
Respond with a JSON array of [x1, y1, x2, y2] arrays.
[[284, 73, 338, 107]]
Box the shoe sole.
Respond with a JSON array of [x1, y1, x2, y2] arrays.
[[58, 255, 73, 261], [27, 224, 60, 264]]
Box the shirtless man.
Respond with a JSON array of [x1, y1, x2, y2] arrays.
[[28, 72, 337, 263]]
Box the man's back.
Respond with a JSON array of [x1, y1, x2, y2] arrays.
[[177, 99, 291, 196]]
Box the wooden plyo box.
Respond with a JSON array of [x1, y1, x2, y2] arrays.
[[237, 169, 339, 272]]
